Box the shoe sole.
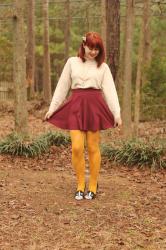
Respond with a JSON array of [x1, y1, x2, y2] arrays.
[[75, 196, 84, 200]]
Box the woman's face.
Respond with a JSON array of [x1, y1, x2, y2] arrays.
[[83, 45, 100, 60]]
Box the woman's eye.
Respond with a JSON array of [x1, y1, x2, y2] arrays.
[[89, 48, 99, 51]]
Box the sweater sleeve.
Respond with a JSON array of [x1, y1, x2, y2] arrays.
[[48, 58, 72, 113], [101, 64, 121, 119]]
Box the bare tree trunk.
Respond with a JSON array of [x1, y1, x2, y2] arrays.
[[106, 0, 120, 82], [134, 0, 152, 135], [26, 0, 35, 99], [85, 6, 90, 31], [13, 0, 28, 137], [143, 0, 151, 66], [43, 0, 51, 103], [142, 0, 152, 84], [134, 19, 144, 136], [64, 0, 71, 61], [101, 0, 107, 58], [116, 17, 126, 95], [122, 0, 135, 139]]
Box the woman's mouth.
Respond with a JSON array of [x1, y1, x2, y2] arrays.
[[89, 54, 96, 57]]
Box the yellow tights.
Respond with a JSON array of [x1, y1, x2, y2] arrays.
[[70, 130, 101, 194]]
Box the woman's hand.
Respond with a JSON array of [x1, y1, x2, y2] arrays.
[[44, 111, 54, 121], [114, 117, 122, 128]]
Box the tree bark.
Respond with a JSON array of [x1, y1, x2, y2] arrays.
[[122, 0, 135, 139], [143, 0, 151, 67], [116, 16, 126, 95], [85, 4, 90, 31], [142, 0, 152, 84], [64, 0, 71, 61], [26, 0, 35, 99], [106, 0, 120, 82], [13, 0, 28, 137], [101, 0, 107, 59], [43, 0, 51, 103], [134, 18, 144, 136], [134, 0, 152, 135]]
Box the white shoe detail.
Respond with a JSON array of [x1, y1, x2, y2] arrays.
[[85, 191, 95, 200], [75, 191, 84, 200]]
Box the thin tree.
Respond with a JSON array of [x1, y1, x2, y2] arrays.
[[13, 0, 28, 137], [64, 0, 71, 61], [134, 13, 144, 136], [134, 0, 152, 135], [122, 0, 135, 138], [142, 0, 152, 84], [26, 0, 35, 99], [116, 13, 126, 95], [143, 0, 152, 66], [43, 0, 51, 104], [101, 0, 107, 58], [85, 3, 90, 31], [106, 0, 120, 82]]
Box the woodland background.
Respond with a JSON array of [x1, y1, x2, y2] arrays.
[[0, 1, 165, 249]]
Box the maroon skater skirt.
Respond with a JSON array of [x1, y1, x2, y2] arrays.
[[47, 88, 115, 131]]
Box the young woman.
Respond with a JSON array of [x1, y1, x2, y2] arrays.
[[45, 32, 122, 200]]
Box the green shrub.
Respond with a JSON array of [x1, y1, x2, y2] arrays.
[[1, 132, 165, 169], [0, 131, 70, 157], [101, 139, 166, 169]]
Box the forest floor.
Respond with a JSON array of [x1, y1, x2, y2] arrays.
[[0, 101, 165, 250]]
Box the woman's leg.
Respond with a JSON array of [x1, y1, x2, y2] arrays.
[[86, 131, 101, 194], [70, 130, 86, 191]]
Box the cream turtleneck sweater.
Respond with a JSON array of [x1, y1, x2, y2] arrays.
[[48, 56, 121, 119]]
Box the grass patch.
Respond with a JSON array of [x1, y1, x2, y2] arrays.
[[0, 131, 70, 157], [101, 138, 166, 169], [0, 131, 165, 169]]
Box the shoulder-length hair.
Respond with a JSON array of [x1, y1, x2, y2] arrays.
[[77, 32, 105, 67]]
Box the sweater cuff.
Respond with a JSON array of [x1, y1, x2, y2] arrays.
[[112, 111, 121, 120], [48, 105, 58, 114]]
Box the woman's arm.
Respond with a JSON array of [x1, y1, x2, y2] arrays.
[[101, 64, 121, 121], [48, 58, 72, 114]]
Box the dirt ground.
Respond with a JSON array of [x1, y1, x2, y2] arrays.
[[0, 108, 166, 250]]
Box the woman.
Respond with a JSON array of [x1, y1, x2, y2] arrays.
[[45, 32, 122, 200]]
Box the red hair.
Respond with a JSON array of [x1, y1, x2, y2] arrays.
[[77, 32, 105, 67]]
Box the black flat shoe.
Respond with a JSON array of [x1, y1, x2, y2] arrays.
[[84, 191, 96, 200], [75, 190, 84, 200]]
